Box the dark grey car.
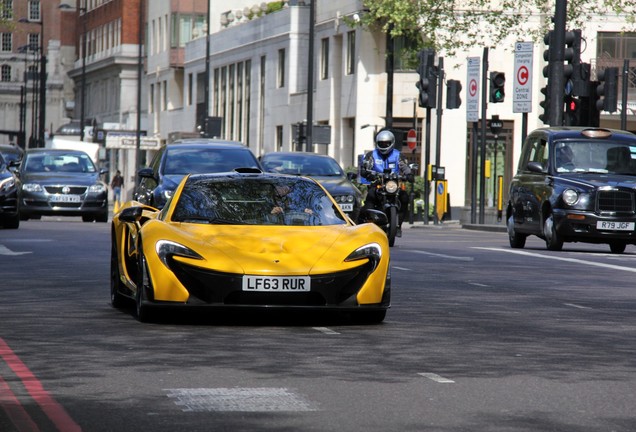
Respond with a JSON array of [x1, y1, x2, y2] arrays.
[[19, 149, 108, 222]]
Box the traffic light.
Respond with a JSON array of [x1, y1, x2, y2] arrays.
[[489, 72, 505, 103], [564, 95, 581, 126], [415, 49, 437, 108], [596, 67, 618, 113], [539, 59, 551, 124], [446, 80, 462, 109]]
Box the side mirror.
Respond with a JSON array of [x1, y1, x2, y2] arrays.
[[527, 161, 546, 174], [358, 208, 388, 226], [138, 167, 155, 179], [118, 206, 143, 223]]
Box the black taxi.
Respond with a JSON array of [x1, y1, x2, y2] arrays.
[[507, 127, 636, 253]]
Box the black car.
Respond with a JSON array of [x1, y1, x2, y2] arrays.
[[133, 139, 262, 209], [260, 152, 363, 221], [0, 144, 24, 166], [19, 149, 109, 222], [507, 127, 636, 253], [0, 152, 20, 229]]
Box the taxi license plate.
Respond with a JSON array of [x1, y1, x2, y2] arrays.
[[339, 203, 354, 212], [596, 221, 635, 231], [50, 194, 81, 203], [242, 276, 311, 292]]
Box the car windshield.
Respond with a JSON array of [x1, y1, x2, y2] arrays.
[[262, 155, 344, 177], [553, 140, 636, 175], [171, 176, 347, 226], [23, 152, 97, 173], [163, 147, 259, 175]]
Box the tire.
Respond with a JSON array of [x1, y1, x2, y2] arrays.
[[135, 250, 153, 322], [507, 214, 526, 249], [544, 213, 563, 251], [82, 215, 95, 222], [387, 206, 398, 247], [95, 211, 108, 223], [110, 240, 127, 309], [1, 213, 19, 229], [609, 241, 627, 254]]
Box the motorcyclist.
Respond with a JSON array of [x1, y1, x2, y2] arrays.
[[360, 130, 413, 236]]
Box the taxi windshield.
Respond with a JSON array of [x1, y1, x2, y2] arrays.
[[553, 140, 636, 175]]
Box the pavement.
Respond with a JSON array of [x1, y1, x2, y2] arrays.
[[405, 219, 508, 233]]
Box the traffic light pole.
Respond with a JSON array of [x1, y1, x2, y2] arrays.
[[548, 0, 567, 126], [434, 57, 444, 225]]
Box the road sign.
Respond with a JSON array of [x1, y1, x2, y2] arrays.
[[466, 57, 480, 122], [406, 128, 417, 150], [513, 42, 534, 113]]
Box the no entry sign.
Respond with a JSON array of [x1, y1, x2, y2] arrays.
[[406, 128, 417, 151]]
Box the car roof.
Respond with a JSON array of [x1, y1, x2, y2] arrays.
[[261, 152, 334, 160], [530, 127, 636, 142], [24, 148, 91, 155], [167, 139, 247, 149]]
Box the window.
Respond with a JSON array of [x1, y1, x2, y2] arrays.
[[162, 81, 168, 110], [277, 48, 285, 88], [346, 31, 355, 75], [320, 38, 329, 80], [170, 13, 207, 48], [1, 64, 10, 82], [187, 73, 193, 106], [276, 125, 283, 149], [27, 0, 40, 21], [597, 32, 636, 59], [28, 33, 39, 52], [1, 33, 11, 52], [2, 0, 13, 19], [149, 83, 154, 113]]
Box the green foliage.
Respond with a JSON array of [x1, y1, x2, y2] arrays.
[[355, 0, 636, 57]]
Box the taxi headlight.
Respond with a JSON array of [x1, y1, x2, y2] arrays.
[[562, 189, 579, 206], [22, 183, 43, 192], [156, 240, 203, 267], [385, 180, 399, 194], [0, 176, 15, 192]]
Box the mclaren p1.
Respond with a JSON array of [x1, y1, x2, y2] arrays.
[[110, 168, 391, 323]]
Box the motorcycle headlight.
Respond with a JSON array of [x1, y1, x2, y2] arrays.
[[0, 176, 16, 192], [89, 183, 107, 193], [156, 240, 204, 267], [562, 189, 579, 206], [22, 183, 43, 192], [345, 242, 382, 270], [385, 180, 399, 194]]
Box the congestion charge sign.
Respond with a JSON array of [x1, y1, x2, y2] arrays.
[[513, 42, 534, 113]]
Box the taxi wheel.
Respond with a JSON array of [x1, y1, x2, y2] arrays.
[[507, 215, 526, 249], [544, 213, 563, 251], [609, 241, 627, 254]]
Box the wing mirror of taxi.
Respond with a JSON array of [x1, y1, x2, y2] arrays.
[[347, 172, 358, 180], [527, 161, 547, 174], [358, 208, 388, 226], [138, 167, 155, 179], [118, 206, 143, 223]]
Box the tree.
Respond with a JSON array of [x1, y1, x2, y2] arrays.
[[353, 0, 636, 59]]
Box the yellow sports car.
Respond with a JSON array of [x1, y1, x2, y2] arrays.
[[110, 168, 391, 323]]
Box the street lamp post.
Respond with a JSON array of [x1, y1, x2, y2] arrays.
[[18, 16, 46, 148]]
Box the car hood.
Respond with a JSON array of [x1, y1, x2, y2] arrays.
[[21, 172, 102, 185], [556, 173, 636, 189], [150, 223, 386, 275], [312, 176, 361, 197]]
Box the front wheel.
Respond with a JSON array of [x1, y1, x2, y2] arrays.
[[609, 241, 627, 254], [507, 214, 526, 249], [387, 206, 398, 247], [544, 213, 563, 251]]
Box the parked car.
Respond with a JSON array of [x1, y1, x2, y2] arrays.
[[133, 139, 262, 209], [111, 169, 390, 323], [0, 144, 24, 166], [19, 149, 108, 222], [507, 127, 636, 253], [260, 152, 363, 221], [0, 152, 20, 229]]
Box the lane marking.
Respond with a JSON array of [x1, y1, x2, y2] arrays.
[[418, 373, 455, 383], [564, 303, 592, 310], [0, 374, 39, 432], [474, 247, 636, 273], [393, 266, 410, 271], [165, 388, 317, 412], [312, 327, 339, 335], [0, 338, 81, 432], [469, 282, 489, 287], [0, 245, 31, 256], [403, 249, 474, 261]]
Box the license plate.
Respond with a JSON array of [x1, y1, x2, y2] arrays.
[[242, 276, 311, 292], [596, 221, 635, 231], [339, 203, 354, 212], [50, 194, 81, 203]]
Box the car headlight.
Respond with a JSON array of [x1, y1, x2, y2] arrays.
[[155, 240, 203, 267], [0, 176, 15, 192], [89, 183, 107, 193], [22, 183, 43, 192], [345, 242, 382, 270], [162, 189, 174, 200], [385, 180, 399, 194], [562, 189, 579, 206]]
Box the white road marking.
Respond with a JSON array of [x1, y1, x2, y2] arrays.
[[474, 247, 636, 273], [0, 245, 31, 256], [312, 327, 339, 335], [403, 249, 474, 261], [165, 388, 317, 412], [393, 266, 410, 271], [564, 303, 592, 310], [418, 373, 455, 383], [469, 282, 489, 287]]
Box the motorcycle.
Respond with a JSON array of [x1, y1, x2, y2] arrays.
[[368, 169, 405, 247]]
